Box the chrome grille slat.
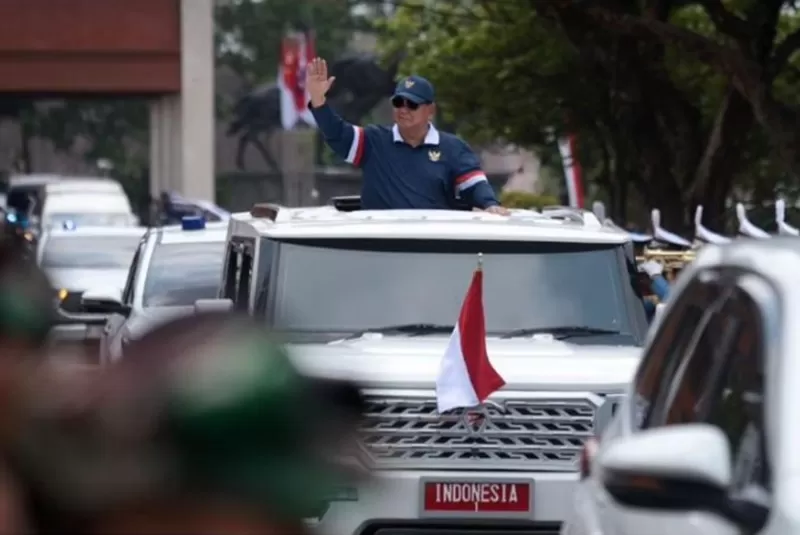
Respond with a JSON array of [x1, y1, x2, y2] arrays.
[[358, 394, 602, 471]]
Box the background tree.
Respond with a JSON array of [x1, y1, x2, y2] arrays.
[[380, 0, 800, 231]]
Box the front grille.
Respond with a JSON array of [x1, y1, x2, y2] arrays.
[[359, 392, 608, 471], [59, 291, 84, 313]]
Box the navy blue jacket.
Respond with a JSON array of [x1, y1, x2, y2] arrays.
[[310, 102, 499, 210]]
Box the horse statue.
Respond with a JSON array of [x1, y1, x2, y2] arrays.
[[226, 53, 404, 171]]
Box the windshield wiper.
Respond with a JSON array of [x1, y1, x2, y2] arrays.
[[344, 323, 453, 339], [500, 326, 622, 340]]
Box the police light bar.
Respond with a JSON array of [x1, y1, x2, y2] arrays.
[[181, 216, 206, 230], [331, 195, 361, 212]]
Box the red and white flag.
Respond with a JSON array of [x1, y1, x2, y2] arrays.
[[278, 30, 317, 130], [436, 260, 506, 414], [557, 134, 584, 208]]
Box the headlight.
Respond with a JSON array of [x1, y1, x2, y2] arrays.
[[57, 288, 68, 301]]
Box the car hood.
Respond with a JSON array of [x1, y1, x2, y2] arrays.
[[287, 334, 642, 391], [45, 268, 129, 292]]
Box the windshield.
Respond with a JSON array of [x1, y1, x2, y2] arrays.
[[41, 236, 141, 269], [45, 212, 132, 227], [142, 242, 224, 307], [269, 239, 645, 344]]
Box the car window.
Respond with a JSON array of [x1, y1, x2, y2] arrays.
[[630, 273, 722, 429], [40, 235, 141, 269], [142, 242, 224, 307], [636, 270, 772, 492], [649, 286, 734, 427], [221, 243, 241, 301], [269, 239, 646, 342], [702, 284, 770, 492]]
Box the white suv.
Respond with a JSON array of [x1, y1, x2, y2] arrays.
[[561, 238, 790, 535], [209, 200, 651, 534]]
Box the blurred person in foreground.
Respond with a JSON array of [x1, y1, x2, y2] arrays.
[[2, 311, 366, 535], [0, 237, 58, 534]]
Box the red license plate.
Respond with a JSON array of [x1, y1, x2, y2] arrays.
[[423, 480, 531, 514]]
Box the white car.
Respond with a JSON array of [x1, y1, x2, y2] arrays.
[[202, 199, 652, 533], [560, 238, 791, 535], [38, 177, 138, 228], [38, 225, 146, 363], [86, 217, 229, 364]]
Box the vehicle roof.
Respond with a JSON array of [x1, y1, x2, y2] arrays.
[[43, 193, 132, 213], [8, 174, 62, 188], [44, 178, 124, 194], [158, 221, 230, 244], [227, 206, 631, 244], [43, 226, 147, 239]]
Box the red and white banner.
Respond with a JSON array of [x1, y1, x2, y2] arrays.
[[278, 30, 317, 130], [557, 134, 584, 209], [435, 263, 506, 414]]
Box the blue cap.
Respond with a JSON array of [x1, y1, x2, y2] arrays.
[[393, 75, 435, 104], [181, 216, 206, 231]]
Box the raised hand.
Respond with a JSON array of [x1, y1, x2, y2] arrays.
[[306, 57, 336, 107]]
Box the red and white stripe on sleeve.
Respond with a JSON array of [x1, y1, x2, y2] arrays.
[[346, 126, 366, 166], [454, 170, 488, 193]]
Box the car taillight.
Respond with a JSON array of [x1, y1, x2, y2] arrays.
[[580, 437, 599, 480]]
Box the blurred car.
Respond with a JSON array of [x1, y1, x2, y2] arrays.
[[38, 178, 138, 228], [38, 225, 146, 364], [559, 239, 783, 535], [88, 216, 228, 364]]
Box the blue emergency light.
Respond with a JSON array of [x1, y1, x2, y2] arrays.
[[62, 220, 77, 230], [5, 212, 16, 224], [181, 216, 206, 231]]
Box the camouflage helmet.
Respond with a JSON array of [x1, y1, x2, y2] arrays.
[[5, 312, 365, 528]]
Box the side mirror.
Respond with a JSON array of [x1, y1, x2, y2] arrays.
[[81, 287, 129, 316], [194, 298, 233, 314], [601, 424, 768, 532]]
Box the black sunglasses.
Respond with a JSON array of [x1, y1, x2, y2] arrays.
[[391, 96, 424, 110]]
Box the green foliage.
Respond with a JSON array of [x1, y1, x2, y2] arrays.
[[215, 0, 370, 86], [379, 0, 800, 226], [499, 191, 560, 210]]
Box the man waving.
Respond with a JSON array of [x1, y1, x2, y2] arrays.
[[307, 57, 508, 213]]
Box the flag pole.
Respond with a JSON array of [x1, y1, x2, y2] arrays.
[[477, 252, 483, 271]]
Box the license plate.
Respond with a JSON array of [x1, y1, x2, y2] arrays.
[[421, 479, 532, 517]]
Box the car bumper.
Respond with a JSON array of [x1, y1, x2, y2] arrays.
[[311, 469, 577, 535]]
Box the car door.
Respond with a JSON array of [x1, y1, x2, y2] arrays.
[[608, 268, 770, 535], [101, 238, 145, 364], [590, 269, 730, 535]]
